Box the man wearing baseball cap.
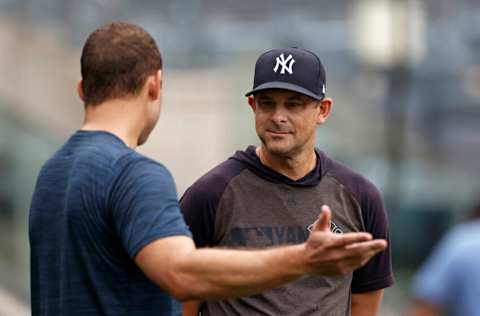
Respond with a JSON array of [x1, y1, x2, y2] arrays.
[[181, 47, 394, 315]]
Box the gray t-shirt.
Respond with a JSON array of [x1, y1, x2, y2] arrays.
[[180, 146, 393, 316]]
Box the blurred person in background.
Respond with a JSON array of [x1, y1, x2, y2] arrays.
[[28, 23, 388, 316], [181, 47, 394, 316], [406, 200, 480, 316]]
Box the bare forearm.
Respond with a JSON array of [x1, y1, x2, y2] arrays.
[[351, 290, 384, 316], [136, 209, 387, 303], [174, 245, 306, 300]]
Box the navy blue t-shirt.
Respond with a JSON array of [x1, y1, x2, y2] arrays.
[[29, 130, 191, 316]]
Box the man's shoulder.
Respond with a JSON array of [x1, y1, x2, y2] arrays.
[[180, 157, 248, 246], [187, 157, 247, 195], [44, 131, 132, 169], [319, 151, 382, 204], [113, 150, 167, 173], [40, 134, 170, 189], [180, 157, 248, 213], [85, 136, 166, 173], [105, 151, 177, 197]]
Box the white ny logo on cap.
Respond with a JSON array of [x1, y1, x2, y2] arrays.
[[273, 53, 295, 75]]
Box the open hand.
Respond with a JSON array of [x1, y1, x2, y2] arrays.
[[302, 205, 387, 276]]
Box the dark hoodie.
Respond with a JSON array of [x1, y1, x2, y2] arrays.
[[180, 146, 393, 316]]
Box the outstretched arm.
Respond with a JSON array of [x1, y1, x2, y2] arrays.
[[136, 206, 387, 301]]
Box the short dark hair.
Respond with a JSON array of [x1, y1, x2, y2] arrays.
[[80, 22, 162, 106]]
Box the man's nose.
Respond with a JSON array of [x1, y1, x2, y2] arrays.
[[271, 106, 288, 123]]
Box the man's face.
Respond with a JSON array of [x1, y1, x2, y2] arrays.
[[249, 89, 330, 157]]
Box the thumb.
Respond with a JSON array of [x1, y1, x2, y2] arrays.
[[312, 205, 332, 232]]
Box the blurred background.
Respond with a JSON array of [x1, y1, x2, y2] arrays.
[[1, 0, 480, 315]]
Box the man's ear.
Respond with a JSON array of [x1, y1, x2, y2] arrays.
[[77, 80, 85, 102], [317, 97, 333, 124], [247, 95, 256, 111], [147, 70, 162, 101]]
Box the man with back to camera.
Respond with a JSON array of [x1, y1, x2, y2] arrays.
[[181, 48, 394, 316], [28, 24, 388, 316]]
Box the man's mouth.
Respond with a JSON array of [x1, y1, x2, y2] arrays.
[[266, 129, 291, 135]]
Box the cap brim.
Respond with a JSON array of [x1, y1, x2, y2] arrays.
[[245, 81, 324, 100]]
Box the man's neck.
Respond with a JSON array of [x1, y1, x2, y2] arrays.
[[81, 99, 143, 149], [256, 146, 317, 181]]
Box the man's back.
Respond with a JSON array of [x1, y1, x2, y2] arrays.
[[29, 130, 190, 316]]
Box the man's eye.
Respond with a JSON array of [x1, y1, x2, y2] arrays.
[[260, 101, 274, 107]]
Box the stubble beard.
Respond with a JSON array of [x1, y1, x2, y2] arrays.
[[258, 133, 299, 159], [258, 129, 316, 160]]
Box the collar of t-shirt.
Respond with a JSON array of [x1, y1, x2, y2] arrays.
[[230, 145, 323, 187]]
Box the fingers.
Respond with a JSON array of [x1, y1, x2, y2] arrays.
[[332, 240, 387, 271], [325, 247, 381, 275], [339, 239, 387, 262], [306, 239, 388, 276], [340, 240, 387, 269], [344, 239, 387, 252], [311, 205, 331, 232], [304, 204, 388, 276], [319, 232, 373, 249]]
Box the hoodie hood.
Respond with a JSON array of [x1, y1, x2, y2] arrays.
[[229, 145, 325, 187]]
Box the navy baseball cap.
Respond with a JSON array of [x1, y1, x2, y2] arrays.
[[245, 47, 326, 100]]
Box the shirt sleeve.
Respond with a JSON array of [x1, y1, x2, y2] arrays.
[[351, 182, 394, 293], [180, 177, 223, 247], [108, 155, 192, 259], [180, 159, 245, 248]]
